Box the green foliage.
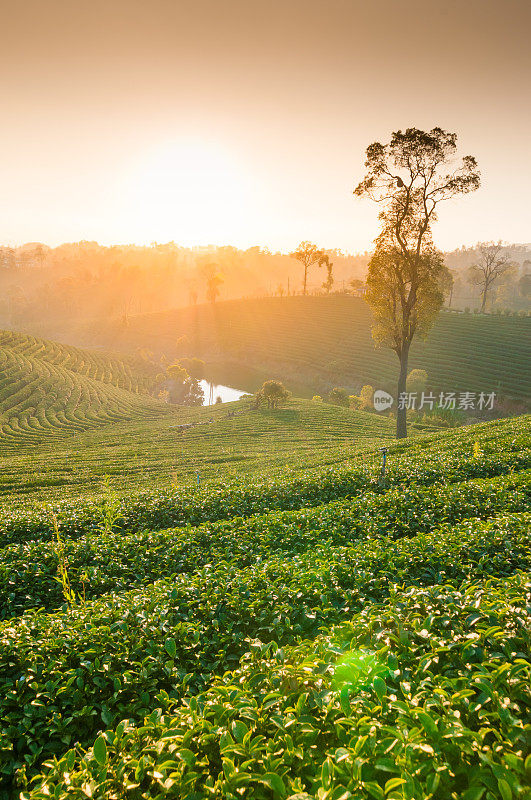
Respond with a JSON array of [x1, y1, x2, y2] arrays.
[[175, 358, 205, 381], [328, 387, 349, 407], [351, 384, 374, 410], [166, 364, 203, 405], [254, 380, 291, 409], [1, 471, 528, 617], [406, 368, 428, 394], [0, 414, 528, 547], [20, 574, 531, 800], [95, 477, 124, 536], [0, 414, 528, 797]]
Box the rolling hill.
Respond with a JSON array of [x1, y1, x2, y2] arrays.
[[0, 397, 401, 505], [85, 295, 531, 404], [0, 330, 168, 451]]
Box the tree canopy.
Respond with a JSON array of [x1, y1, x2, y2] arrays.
[[354, 127, 480, 438]]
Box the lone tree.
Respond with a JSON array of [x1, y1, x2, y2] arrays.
[[202, 263, 224, 303], [354, 127, 480, 438], [255, 380, 290, 409], [467, 242, 512, 312], [290, 242, 328, 295], [322, 258, 334, 293]]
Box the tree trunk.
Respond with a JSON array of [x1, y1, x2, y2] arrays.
[[396, 345, 409, 439], [303, 266, 308, 295], [480, 287, 487, 312]]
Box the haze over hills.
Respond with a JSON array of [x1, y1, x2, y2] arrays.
[[1, 241, 529, 340], [84, 295, 531, 407]]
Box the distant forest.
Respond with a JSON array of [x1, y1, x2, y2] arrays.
[[0, 240, 529, 338]]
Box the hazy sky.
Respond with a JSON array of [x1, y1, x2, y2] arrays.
[[1, 0, 530, 252]]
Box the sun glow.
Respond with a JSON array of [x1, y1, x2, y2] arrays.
[[118, 140, 252, 245]]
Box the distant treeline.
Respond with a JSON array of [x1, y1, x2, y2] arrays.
[[0, 240, 529, 337], [0, 242, 369, 335]]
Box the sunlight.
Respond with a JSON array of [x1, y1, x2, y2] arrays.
[[120, 140, 252, 245]]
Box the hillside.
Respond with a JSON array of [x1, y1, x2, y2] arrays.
[[0, 330, 167, 451], [0, 398, 400, 505], [86, 295, 531, 405], [0, 414, 529, 798]]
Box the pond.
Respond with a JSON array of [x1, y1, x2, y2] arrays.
[[199, 380, 248, 406]]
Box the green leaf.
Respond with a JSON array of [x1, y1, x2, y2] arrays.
[[176, 748, 195, 766], [340, 686, 351, 715], [498, 779, 512, 800], [374, 676, 386, 703], [93, 735, 107, 766], [231, 720, 248, 743], [258, 772, 287, 797], [417, 711, 438, 738], [164, 638, 177, 658], [385, 777, 405, 795]]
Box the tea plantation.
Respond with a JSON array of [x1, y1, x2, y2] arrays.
[[0, 330, 167, 451], [0, 412, 529, 799], [92, 296, 531, 402], [0, 397, 402, 505]]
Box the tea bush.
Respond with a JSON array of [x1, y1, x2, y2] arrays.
[[1, 471, 529, 617], [1, 437, 528, 546], [1, 512, 529, 790], [23, 574, 531, 800]]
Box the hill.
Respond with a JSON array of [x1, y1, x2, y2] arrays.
[[0, 413, 529, 797], [85, 295, 531, 405], [0, 330, 167, 451], [0, 397, 400, 505]]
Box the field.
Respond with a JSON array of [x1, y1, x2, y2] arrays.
[[0, 397, 400, 506], [87, 296, 531, 403], [0, 330, 166, 452], [0, 411, 529, 799]]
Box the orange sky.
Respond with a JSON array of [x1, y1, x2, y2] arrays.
[[1, 0, 530, 252]]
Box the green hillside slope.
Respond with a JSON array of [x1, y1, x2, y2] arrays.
[[0, 398, 399, 504], [0, 330, 167, 451], [93, 296, 531, 402], [0, 414, 529, 798]]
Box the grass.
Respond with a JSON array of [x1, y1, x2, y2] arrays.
[[90, 295, 531, 402]]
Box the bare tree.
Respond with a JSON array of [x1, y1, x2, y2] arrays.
[[467, 242, 511, 312]]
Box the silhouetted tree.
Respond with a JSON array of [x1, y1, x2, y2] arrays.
[[166, 364, 203, 405], [354, 127, 480, 438], [202, 263, 224, 303], [290, 242, 328, 295], [176, 357, 205, 381], [467, 242, 511, 312], [322, 258, 334, 293], [328, 387, 349, 407]]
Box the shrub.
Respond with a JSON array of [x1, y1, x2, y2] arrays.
[[254, 380, 291, 409], [327, 387, 349, 407]]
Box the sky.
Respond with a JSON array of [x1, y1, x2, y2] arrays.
[[1, 0, 530, 253]]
